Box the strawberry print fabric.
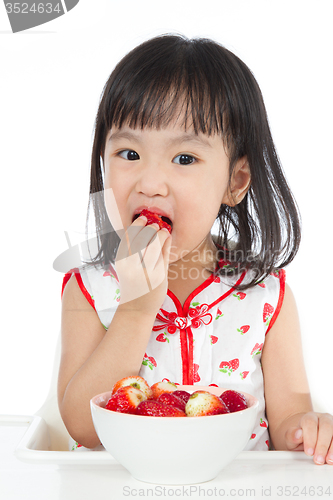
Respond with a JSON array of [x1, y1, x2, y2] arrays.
[[62, 262, 285, 451]]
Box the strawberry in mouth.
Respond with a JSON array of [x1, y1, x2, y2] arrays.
[[133, 209, 172, 233]]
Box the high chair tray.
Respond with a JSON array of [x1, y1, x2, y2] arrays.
[[5, 414, 313, 466]]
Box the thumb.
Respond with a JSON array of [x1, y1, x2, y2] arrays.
[[285, 427, 304, 451]]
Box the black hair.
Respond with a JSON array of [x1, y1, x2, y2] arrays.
[[87, 33, 301, 289]]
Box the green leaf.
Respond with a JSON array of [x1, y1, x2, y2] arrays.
[[142, 360, 148, 366]]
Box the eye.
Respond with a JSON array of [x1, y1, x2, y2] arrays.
[[173, 154, 196, 165], [118, 149, 140, 161]]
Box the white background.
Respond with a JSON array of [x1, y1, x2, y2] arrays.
[[0, 0, 332, 416]]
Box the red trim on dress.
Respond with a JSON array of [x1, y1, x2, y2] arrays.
[[265, 270, 286, 335], [61, 269, 78, 298], [61, 268, 97, 312], [186, 327, 194, 385], [166, 257, 246, 385], [182, 273, 216, 313], [207, 271, 246, 311], [166, 289, 189, 384]]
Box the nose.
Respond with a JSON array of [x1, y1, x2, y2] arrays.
[[135, 161, 169, 198]]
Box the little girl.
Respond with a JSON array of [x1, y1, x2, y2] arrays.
[[58, 34, 333, 464]]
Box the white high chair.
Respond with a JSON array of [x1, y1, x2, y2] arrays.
[[33, 333, 71, 451]]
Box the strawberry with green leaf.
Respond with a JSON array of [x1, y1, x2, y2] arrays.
[[142, 352, 157, 370], [237, 325, 250, 335], [210, 335, 218, 345], [263, 303, 274, 326], [156, 332, 169, 343], [215, 308, 223, 320], [251, 343, 263, 357], [219, 358, 239, 376]]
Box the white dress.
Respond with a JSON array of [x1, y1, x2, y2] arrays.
[[62, 259, 285, 451]]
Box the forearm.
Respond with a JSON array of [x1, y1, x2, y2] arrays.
[[59, 306, 156, 448]]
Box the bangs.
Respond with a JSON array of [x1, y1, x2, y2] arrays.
[[100, 35, 234, 139], [106, 74, 223, 136]]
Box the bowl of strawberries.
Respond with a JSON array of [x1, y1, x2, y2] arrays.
[[90, 376, 258, 484]]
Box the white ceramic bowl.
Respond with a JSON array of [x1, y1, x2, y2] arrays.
[[90, 385, 258, 484]]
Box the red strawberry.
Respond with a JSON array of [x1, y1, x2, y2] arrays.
[[250, 433, 256, 439], [156, 333, 169, 343], [210, 335, 218, 344], [240, 371, 249, 380], [185, 391, 229, 417], [230, 359, 239, 370], [219, 358, 239, 375], [140, 209, 172, 233], [136, 400, 186, 417], [251, 343, 263, 357], [111, 376, 152, 399], [142, 353, 157, 370], [233, 292, 246, 300], [172, 390, 191, 405], [150, 381, 177, 399], [215, 308, 223, 320], [260, 418, 267, 428], [157, 392, 186, 412], [105, 386, 147, 414], [263, 303, 274, 325], [237, 325, 250, 335], [193, 363, 201, 383], [219, 390, 248, 413]]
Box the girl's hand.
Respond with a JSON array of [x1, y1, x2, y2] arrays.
[[285, 412, 333, 465], [114, 215, 172, 316]]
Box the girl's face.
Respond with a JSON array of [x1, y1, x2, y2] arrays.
[[103, 121, 249, 265]]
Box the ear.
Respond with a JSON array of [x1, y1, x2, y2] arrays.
[[222, 156, 251, 207]]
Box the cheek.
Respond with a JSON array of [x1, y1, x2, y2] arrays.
[[104, 187, 125, 232]]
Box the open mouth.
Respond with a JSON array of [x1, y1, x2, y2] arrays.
[[132, 210, 173, 232]]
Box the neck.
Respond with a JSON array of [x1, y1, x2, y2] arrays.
[[168, 235, 218, 283]]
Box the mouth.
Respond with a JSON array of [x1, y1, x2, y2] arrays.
[[132, 210, 173, 232]]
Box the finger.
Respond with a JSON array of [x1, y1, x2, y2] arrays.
[[285, 427, 304, 451], [312, 414, 333, 465], [142, 227, 171, 273], [129, 223, 160, 258], [299, 412, 319, 458], [116, 217, 157, 260], [327, 439, 333, 465]]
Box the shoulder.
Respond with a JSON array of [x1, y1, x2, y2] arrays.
[[62, 263, 119, 300]]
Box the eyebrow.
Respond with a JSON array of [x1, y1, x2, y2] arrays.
[[108, 130, 213, 149]]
